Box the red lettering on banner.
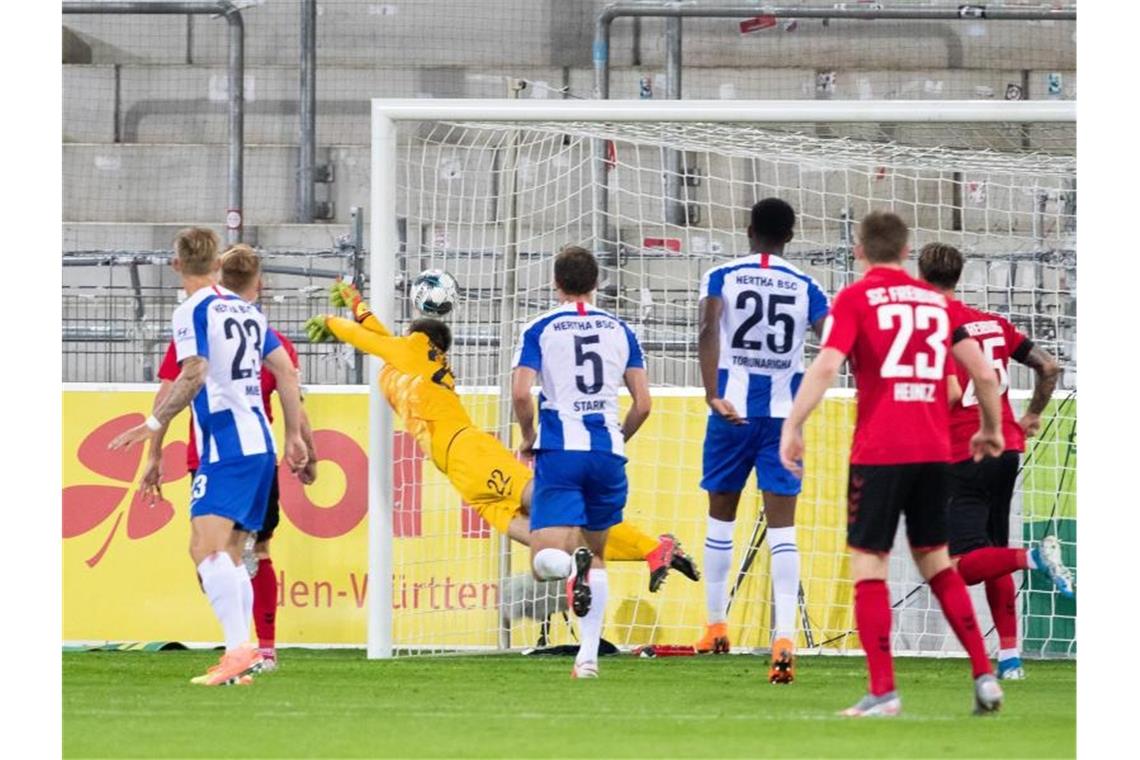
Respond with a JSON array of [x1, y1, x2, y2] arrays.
[[290, 580, 309, 608], [458, 583, 477, 609], [460, 503, 492, 539], [350, 572, 368, 608], [279, 429, 367, 539], [393, 431, 423, 537]]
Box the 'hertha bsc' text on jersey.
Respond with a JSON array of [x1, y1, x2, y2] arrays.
[[700, 252, 829, 418], [512, 301, 644, 458], [171, 284, 281, 465]]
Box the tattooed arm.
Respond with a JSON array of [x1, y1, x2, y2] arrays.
[[109, 357, 207, 451], [1016, 344, 1061, 437]]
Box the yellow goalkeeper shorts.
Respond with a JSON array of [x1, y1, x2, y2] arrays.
[[445, 427, 533, 534]]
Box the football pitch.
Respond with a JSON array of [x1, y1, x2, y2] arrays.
[[63, 650, 1075, 758]]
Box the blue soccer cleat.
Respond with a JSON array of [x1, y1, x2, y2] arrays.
[[997, 656, 1026, 680], [1030, 536, 1075, 599]]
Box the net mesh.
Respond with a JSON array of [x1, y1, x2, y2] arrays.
[[381, 115, 1075, 657]]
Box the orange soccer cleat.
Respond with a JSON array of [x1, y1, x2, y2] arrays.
[[769, 637, 795, 684], [190, 646, 263, 686], [695, 622, 730, 654]]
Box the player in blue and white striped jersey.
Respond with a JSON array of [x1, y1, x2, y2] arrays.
[[511, 246, 652, 679], [110, 227, 307, 686], [695, 199, 829, 683]]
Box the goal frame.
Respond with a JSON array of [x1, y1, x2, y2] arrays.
[[367, 98, 1076, 658]]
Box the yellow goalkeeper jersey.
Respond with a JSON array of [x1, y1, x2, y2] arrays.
[[325, 310, 473, 470]]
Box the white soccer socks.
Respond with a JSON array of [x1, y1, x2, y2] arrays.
[[575, 568, 608, 666], [197, 552, 249, 652], [533, 547, 574, 580], [704, 517, 735, 623], [768, 526, 800, 641], [235, 560, 254, 633]]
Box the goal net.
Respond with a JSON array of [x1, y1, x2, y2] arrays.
[[366, 100, 1075, 658]]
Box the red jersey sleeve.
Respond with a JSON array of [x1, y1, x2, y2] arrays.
[[821, 286, 860, 356], [158, 341, 180, 381], [1000, 315, 1034, 364], [280, 332, 301, 369]]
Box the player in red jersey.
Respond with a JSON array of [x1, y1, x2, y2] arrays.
[[918, 243, 1075, 680], [779, 211, 1007, 717], [141, 245, 318, 671]]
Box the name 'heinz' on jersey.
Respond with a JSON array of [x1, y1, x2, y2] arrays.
[[700, 253, 829, 418], [512, 302, 644, 458], [172, 285, 280, 464]]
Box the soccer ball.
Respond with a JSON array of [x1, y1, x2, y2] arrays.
[[410, 269, 458, 316]]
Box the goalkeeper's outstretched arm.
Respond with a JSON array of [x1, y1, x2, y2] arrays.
[[330, 279, 392, 337], [309, 314, 421, 376]]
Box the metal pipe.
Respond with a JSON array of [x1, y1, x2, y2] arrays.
[[225, 4, 244, 243], [350, 206, 366, 384], [494, 79, 526, 652], [594, 3, 1075, 106], [298, 0, 317, 223], [664, 14, 684, 226], [367, 105, 398, 659], [63, 2, 246, 244]]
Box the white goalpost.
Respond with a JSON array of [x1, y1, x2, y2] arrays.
[[367, 99, 1076, 659]]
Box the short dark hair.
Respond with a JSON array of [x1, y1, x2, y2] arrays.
[[917, 242, 964, 290], [409, 318, 452, 353], [858, 211, 910, 264], [553, 245, 598, 296], [749, 198, 796, 246]]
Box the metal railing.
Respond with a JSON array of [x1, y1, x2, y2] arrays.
[[591, 2, 1078, 229], [62, 207, 369, 385], [63, 1, 247, 243]]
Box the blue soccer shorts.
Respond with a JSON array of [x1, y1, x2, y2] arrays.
[[189, 453, 278, 532], [530, 450, 628, 533], [700, 415, 802, 496]]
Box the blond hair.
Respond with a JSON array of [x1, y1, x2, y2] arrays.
[[173, 227, 220, 275], [220, 243, 261, 294]]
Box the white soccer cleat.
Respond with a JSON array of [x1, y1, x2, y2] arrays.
[[839, 691, 901, 717], [974, 674, 1004, 714], [571, 661, 598, 679], [1030, 536, 1075, 599]]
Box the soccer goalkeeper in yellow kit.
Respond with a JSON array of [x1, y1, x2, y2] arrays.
[[306, 282, 699, 592]]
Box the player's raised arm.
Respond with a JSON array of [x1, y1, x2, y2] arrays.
[[1015, 343, 1061, 437], [950, 336, 1004, 460]]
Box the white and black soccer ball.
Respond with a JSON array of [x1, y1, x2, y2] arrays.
[[410, 269, 458, 316]]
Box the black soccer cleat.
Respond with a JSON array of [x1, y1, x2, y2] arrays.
[[567, 547, 594, 617], [669, 537, 701, 583]]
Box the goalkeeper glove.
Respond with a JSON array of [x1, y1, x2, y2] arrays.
[[330, 278, 364, 310], [305, 315, 335, 344]]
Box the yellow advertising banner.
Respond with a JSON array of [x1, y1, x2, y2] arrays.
[[63, 387, 855, 650]]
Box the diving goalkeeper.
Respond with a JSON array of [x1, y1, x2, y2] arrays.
[[306, 282, 699, 592]]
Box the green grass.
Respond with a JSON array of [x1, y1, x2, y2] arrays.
[[63, 650, 1074, 758]]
